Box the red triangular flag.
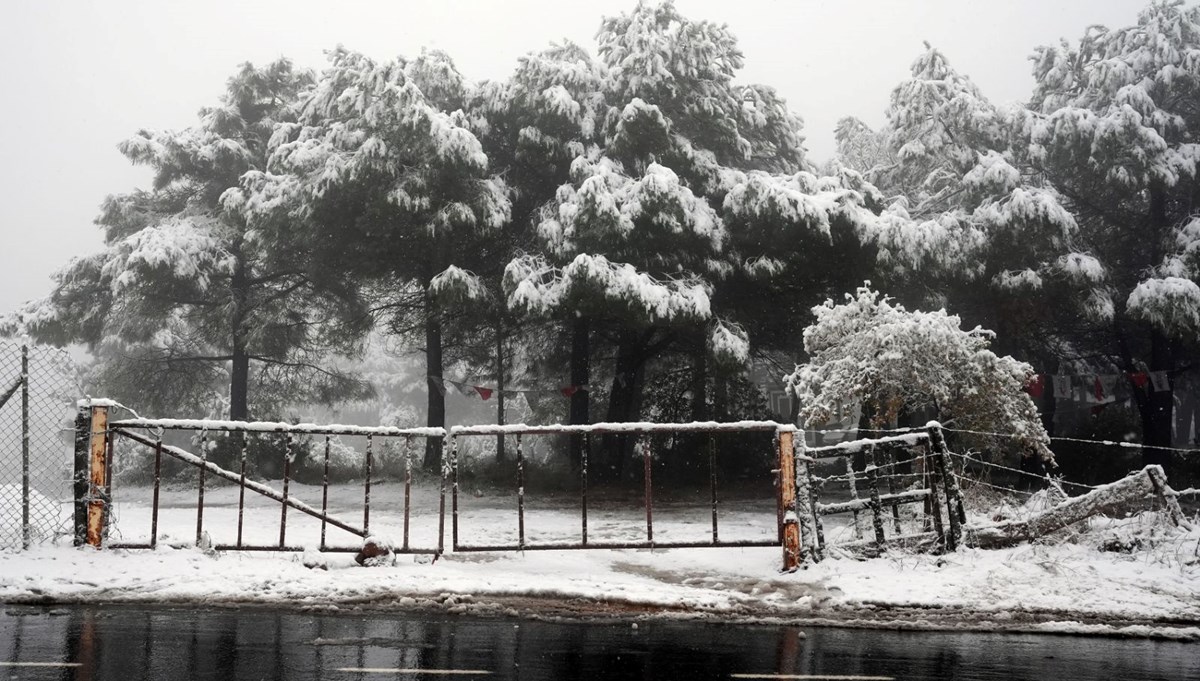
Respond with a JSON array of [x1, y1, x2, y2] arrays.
[[1094, 376, 1104, 401], [561, 385, 579, 398], [1024, 374, 1045, 399], [474, 386, 493, 400]]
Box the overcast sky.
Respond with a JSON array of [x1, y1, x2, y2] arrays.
[[0, 0, 1146, 316]]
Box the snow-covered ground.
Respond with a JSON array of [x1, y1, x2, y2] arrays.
[[2, 481, 1198, 640]]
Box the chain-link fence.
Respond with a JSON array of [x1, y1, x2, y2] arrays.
[[0, 341, 82, 549]]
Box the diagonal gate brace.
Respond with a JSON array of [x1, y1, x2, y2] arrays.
[[116, 428, 367, 539]]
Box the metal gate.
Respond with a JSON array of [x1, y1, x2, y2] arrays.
[[73, 398, 967, 570]]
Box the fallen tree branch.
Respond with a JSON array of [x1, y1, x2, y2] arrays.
[[966, 465, 1192, 549]]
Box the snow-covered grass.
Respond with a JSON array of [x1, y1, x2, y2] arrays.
[[2, 480, 1198, 640], [2, 525, 1197, 639]]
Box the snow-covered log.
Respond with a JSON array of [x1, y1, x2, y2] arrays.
[[966, 465, 1190, 549]]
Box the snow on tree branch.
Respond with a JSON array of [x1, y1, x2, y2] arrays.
[[785, 284, 1053, 463], [504, 252, 710, 325], [1127, 276, 1200, 337]]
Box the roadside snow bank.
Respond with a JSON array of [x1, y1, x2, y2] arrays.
[[2, 532, 1197, 639]]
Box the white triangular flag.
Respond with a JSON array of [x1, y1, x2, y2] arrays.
[[1053, 375, 1073, 399], [1149, 371, 1170, 392], [1098, 374, 1118, 403]]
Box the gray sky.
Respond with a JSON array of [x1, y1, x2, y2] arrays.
[[0, 0, 1145, 316]]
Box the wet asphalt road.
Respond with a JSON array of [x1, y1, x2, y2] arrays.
[[1, 604, 1197, 680]]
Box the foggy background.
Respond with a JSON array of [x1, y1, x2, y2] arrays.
[[0, 0, 1143, 315]]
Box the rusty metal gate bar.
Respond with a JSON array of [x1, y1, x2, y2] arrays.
[[448, 421, 794, 554], [104, 420, 444, 555], [84, 409, 819, 569]]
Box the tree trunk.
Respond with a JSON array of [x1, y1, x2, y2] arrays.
[[495, 315, 506, 462], [230, 349, 250, 422], [423, 288, 445, 471], [599, 331, 647, 481], [1140, 328, 1175, 474], [1139, 186, 1176, 475], [568, 316, 590, 470], [690, 335, 707, 422], [229, 247, 251, 421]]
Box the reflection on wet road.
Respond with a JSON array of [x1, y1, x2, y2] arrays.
[[1, 604, 1196, 680]]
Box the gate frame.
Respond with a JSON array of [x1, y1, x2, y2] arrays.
[[76, 400, 815, 569]]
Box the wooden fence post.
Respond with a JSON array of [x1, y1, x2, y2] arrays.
[[865, 445, 886, 547], [779, 429, 803, 571], [84, 400, 111, 548], [926, 421, 962, 551], [804, 460, 826, 560]]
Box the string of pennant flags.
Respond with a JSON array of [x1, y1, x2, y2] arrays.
[[428, 375, 601, 400], [429, 370, 1174, 405], [1024, 371, 1171, 403]]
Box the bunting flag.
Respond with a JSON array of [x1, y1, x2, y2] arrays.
[[1053, 375, 1073, 399], [1029, 371, 1176, 401], [1098, 374, 1118, 401], [426, 375, 589, 400], [1149, 371, 1170, 392], [1024, 375, 1045, 399]]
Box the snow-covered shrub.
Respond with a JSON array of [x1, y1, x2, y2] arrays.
[[785, 284, 1053, 464]]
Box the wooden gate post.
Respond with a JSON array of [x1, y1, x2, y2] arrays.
[[926, 421, 963, 551], [779, 428, 803, 571], [82, 400, 111, 548]]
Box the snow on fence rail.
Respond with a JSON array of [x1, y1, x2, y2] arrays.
[[77, 402, 815, 569], [445, 421, 796, 554], [86, 407, 444, 556], [71, 401, 993, 568], [57, 400, 1196, 570], [85, 402, 1136, 568], [792, 424, 971, 558]]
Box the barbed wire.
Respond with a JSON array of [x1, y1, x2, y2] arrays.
[[957, 475, 1038, 498], [940, 425, 1200, 455], [948, 450, 1097, 492], [809, 422, 1199, 456]]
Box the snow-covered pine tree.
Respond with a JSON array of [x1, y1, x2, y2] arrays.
[[230, 48, 511, 469], [833, 116, 893, 176], [464, 41, 612, 459], [496, 0, 843, 476], [839, 44, 1103, 450], [785, 285, 1054, 464], [8, 60, 371, 420], [865, 45, 1085, 303], [1025, 0, 1200, 468], [497, 1, 894, 476]]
